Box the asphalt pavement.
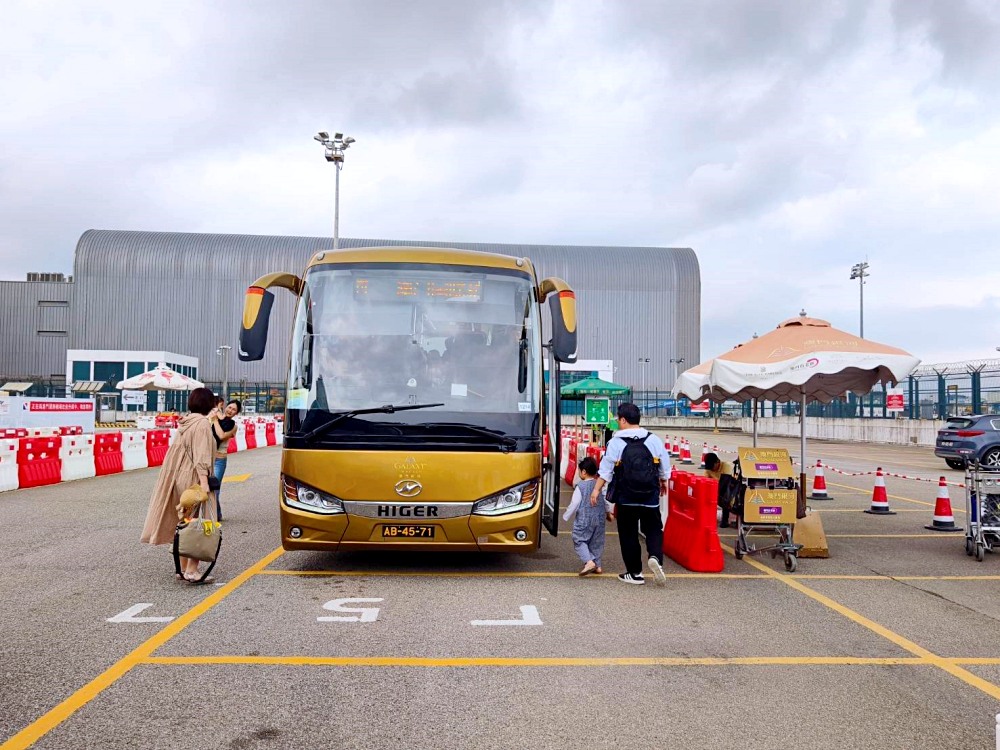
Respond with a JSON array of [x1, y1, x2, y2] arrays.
[[2, 430, 1000, 749]]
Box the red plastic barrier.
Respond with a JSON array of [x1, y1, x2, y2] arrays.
[[265, 421, 276, 447], [58, 426, 83, 436], [227, 436, 238, 453], [17, 436, 63, 489], [564, 440, 579, 485], [94, 432, 124, 476], [155, 415, 179, 428], [146, 429, 170, 467], [244, 422, 258, 450], [662, 475, 724, 573], [1, 428, 28, 439]]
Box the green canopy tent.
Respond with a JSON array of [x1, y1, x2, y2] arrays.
[[559, 377, 631, 441], [559, 377, 631, 398]]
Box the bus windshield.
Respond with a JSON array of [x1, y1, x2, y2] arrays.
[[285, 263, 541, 445]]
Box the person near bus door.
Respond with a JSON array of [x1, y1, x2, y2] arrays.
[[589, 402, 671, 586]]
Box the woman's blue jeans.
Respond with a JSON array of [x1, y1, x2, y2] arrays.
[[213, 457, 227, 521]]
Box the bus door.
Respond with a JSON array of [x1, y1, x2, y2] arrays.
[[541, 350, 561, 537]]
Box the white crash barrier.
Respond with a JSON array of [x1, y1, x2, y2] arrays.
[[0, 439, 19, 492], [60, 435, 96, 482], [234, 421, 248, 452], [121, 431, 149, 471], [559, 437, 570, 481], [1, 419, 281, 493]]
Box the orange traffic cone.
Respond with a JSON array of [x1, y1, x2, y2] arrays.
[[671, 436, 679, 457], [699, 442, 709, 469], [864, 468, 895, 515], [808, 459, 833, 500], [680, 439, 693, 465], [925, 477, 961, 531]]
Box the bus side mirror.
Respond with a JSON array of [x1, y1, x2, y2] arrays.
[[540, 277, 577, 364], [238, 272, 303, 362], [239, 286, 275, 362]]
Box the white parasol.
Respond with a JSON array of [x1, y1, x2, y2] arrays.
[[116, 363, 204, 391]]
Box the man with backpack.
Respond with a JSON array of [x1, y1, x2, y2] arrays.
[[588, 402, 671, 586]]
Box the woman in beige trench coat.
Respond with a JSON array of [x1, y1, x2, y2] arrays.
[[141, 387, 218, 582]]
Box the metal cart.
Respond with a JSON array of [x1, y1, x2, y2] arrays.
[[964, 461, 1000, 562], [732, 447, 803, 572]]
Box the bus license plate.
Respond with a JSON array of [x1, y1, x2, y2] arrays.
[[382, 525, 435, 538]]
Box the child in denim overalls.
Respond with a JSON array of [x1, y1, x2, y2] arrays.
[[563, 456, 612, 575]]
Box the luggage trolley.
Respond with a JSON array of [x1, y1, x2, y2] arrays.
[[964, 461, 1000, 562], [732, 446, 803, 572]]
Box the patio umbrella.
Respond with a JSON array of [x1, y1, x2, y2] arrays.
[[116, 363, 204, 391], [116, 363, 204, 412], [672, 359, 713, 402], [700, 314, 920, 515]]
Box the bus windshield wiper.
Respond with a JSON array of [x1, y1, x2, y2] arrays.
[[416, 422, 519, 450], [296, 403, 445, 442]]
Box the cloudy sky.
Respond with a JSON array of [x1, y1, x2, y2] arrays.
[[3, 0, 999, 368]]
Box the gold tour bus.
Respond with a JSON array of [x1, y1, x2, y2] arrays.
[[238, 246, 577, 552]]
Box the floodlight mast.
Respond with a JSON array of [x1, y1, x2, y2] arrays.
[[849, 261, 870, 338], [314, 132, 356, 250]]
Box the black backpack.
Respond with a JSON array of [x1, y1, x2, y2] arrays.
[[609, 435, 660, 502]]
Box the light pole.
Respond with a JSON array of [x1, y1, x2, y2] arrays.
[[669, 357, 684, 417], [850, 261, 869, 338], [216, 345, 232, 401], [669, 357, 685, 384], [638, 357, 649, 400], [314, 131, 356, 250]]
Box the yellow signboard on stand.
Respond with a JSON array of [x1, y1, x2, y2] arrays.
[[737, 447, 794, 479], [743, 488, 798, 524]]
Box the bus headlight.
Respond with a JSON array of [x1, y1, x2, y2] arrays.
[[282, 475, 345, 515], [472, 481, 537, 516]]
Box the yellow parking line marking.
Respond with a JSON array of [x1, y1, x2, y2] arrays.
[[724, 544, 1000, 701], [258, 570, 769, 579], [145, 655, 927, 667], [949, 658, 1000, 665], [0, 547, 285, 750], [222, 473, 251, 483], [825, 534, 959, 538], [813, 509, 926, 513], [722, 533, 956, 539], [791, 573, 1000, 581]]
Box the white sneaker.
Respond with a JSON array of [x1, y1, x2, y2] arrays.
[[647, 557, 667, 587], [618, 573, 645, 585]]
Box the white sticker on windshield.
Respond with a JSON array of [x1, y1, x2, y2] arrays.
[[287, 388, 308, 409], [518, 402, 531, 412], [451, 383, 468, 397]]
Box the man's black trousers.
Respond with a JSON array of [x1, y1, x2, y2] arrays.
[[616, 503, 664, 576]]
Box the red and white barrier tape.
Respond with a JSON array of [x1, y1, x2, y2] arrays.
[[671, 437, 968, 488]]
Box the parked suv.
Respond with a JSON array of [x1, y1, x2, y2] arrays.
[[935, 415, 1000, 470]]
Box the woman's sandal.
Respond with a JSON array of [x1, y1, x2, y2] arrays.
[[184, 572, 215, 585], [579, 561, 598, 576]]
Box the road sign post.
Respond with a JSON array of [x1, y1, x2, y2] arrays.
[[584, 396, 610, 425]]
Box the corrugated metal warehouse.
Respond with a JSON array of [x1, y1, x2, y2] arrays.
[[5, 229, 700, 390], [0, 276, 73, 381]]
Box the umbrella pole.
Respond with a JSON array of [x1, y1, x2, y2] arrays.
[[798, 390, 807, 518], [752, 399, 759, 447]]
